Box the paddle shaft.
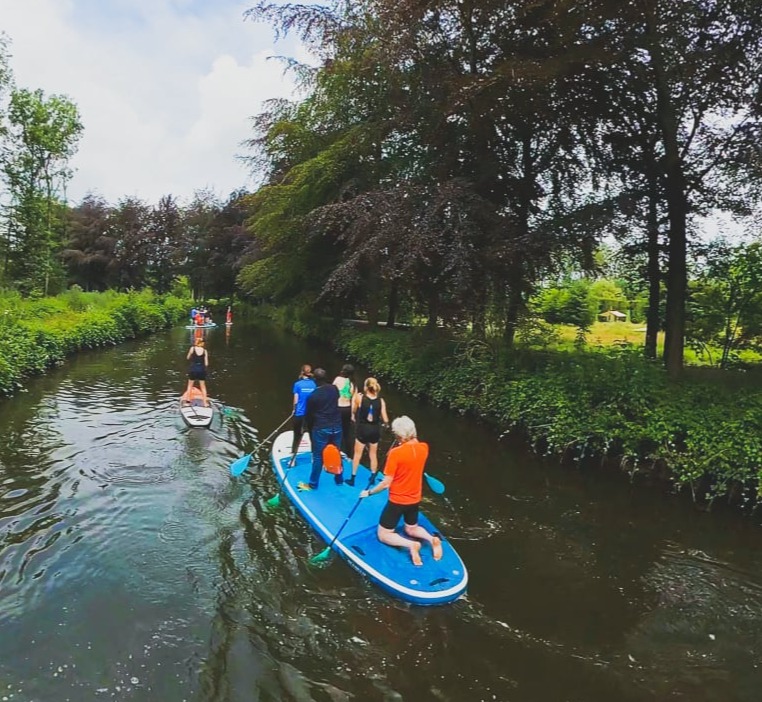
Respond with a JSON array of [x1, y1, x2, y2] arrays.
[[322, 474, 375, 554], [246, 412, 294, 459], [230, 412, 294, 477]]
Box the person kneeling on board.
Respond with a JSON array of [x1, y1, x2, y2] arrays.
[[360, 416, 442, 566]]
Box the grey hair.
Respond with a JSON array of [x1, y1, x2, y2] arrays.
[[391, 415, 417, 441]]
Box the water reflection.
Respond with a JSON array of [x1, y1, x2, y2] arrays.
[[0, 325, 761, 700]]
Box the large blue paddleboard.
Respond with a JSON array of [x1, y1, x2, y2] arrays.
[[184, 322, 217, 329], [271, 431, 468, 605]]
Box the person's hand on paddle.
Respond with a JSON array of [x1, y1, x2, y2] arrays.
[[359, 489, 370, 498]]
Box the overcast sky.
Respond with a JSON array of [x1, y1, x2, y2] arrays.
[[0, 0, 305, 205]]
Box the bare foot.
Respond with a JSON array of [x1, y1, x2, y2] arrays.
[[410, 542, 422, 566], [432, 536, 443, 561]]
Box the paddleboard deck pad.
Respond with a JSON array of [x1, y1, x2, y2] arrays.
[[180, 388, 213, 428], [271, 431, 468, 605]]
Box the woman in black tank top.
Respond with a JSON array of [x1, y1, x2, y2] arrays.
[[347, 377, 389, 486], [184, 338, 209, 407]]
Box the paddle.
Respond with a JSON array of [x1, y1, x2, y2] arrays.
[[266, 429, 307, 508], [229, 412, 294, 477], [424, 472, 445, 495], [309, 473, 376, 565], [215, 401, 241, 419]]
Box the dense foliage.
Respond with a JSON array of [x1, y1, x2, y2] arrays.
[[243, 0, 762, 376], [335, 327, 762, 507], [62, 190, 252, 300], [0, 289, 189, 397]]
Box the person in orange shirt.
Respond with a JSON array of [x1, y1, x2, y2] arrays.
[[360, 415, 442, 566]]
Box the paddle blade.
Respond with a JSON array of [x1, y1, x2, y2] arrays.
[[308, 547, 332, 565], [424, 472, 445, 495], [265, 493, 281, 509], [229, 454, 252, 477]]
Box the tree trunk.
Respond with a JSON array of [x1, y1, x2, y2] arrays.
[[647, 4, 687, 377], [386, 281, 398, 328], [426, 292, 439, 331], [504, 128, 533, 347], [645, 172, 661, 360]]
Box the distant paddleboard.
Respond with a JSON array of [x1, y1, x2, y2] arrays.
[[184, 323, 217, 329]]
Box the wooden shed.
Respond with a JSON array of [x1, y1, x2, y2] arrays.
[[598, 310, 627, 322]]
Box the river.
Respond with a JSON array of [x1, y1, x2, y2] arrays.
[[1, 323, 761, 701]]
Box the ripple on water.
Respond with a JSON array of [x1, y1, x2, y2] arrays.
[[84, 462, 177, 486]]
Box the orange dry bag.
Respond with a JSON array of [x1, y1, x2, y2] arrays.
[[322, 444, 343, 474]]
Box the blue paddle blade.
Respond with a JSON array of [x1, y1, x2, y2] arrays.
[[424, 472, 445, 495], [229, 453, 252, 477]]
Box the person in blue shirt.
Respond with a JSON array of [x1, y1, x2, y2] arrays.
[[190, 306, 197, 325], [291, 364, 316, 462]]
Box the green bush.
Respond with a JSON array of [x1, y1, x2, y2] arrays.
[[336, 327, 762, 507], [0, 289, 191, 397]]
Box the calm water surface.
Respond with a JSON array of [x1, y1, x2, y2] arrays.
[[1, 324, 762, 701]]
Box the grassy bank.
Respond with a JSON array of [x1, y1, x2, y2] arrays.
[[0, 289, 190, 397], [339, 327, 762, 509]]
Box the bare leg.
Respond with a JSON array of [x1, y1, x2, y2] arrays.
[[404, 524, 442, 560], [351, 439, 365, 477], [199, 380, 209, 407], [377, 526, 423, 565], [184, 380, 194, 403], [368, 442, 379, 473]]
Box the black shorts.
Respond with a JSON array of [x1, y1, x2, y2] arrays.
[[355, 423, 381, 446], [379, 501, 420, 530], [188, 369, 206, 381]]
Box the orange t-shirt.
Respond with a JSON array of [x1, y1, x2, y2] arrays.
[[383, 439, 429, 505]]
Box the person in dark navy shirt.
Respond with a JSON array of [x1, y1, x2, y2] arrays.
[[300, 368, 343, 490]]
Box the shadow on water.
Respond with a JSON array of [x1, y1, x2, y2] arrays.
[[1, 323, 762, 700]]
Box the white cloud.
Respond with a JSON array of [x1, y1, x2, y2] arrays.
[[0, 0, 306, 204]]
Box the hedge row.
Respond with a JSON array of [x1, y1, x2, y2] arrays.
[[334, 328, 762, 506], [0, 289, 190, 397]]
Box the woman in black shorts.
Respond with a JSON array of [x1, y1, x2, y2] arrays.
[[184, 338, 209, 407], [347, 377, 389, 486]]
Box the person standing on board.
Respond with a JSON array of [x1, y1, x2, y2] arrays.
[[195, 310, 205, 327], [184, 338, 209, 407], [347, 377, 389, 486], [360, 416, 442, 566], [291, 364, 316, 463], [300, 368, 343, 490], [190, 305, 197, 325], [333, 364, 356, 457], [226, 306, 233, 325]]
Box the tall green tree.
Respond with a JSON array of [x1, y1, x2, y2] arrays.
[[1, 87, 82, 294]]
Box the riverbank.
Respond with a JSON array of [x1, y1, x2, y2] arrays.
[[254, 306, 762, 509], [0, 289, 190, 397]]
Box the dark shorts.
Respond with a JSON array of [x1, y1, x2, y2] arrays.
[[355, 423, 381, 446], [188, 369, 206, 381], [379, 501, 420, 530]]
